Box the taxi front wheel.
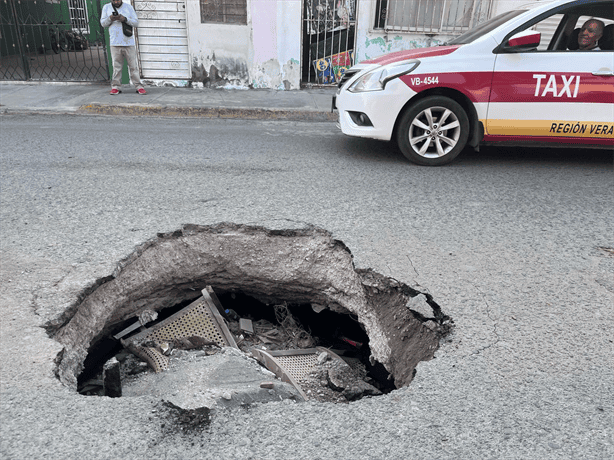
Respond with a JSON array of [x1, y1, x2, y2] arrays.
[[397, 96, 469, 166]]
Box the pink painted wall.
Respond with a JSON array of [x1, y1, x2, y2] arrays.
[[251, 0, 278, 63]]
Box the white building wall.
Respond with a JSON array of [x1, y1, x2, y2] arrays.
[[186, 0, 302, 89], [352, 0, 525, 64], [181, 0, 528, 89]]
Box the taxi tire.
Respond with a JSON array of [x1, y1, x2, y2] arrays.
[[397, 96, 470, 166]]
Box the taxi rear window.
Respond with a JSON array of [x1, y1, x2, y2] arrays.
[[448, 10, 527, 45]]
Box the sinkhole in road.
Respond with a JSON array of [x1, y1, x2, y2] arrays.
[[49, 223, 452, 407]]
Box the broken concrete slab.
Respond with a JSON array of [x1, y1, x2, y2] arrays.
[[121, 347, 301, 410], [408, 293, 434, 319], [103, 357, 121, 398]]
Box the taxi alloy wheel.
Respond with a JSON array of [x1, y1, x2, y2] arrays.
[[397, 96, 469, 166]]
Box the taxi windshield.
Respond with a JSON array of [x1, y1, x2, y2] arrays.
[[447, 10, 527, 45]]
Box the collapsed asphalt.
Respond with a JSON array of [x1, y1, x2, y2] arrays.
[[0, 98, 612, 459]]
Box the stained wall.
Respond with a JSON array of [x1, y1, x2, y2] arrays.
[[185, 0, 301, 89]]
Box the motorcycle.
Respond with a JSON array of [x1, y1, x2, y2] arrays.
[[39, 21, 88, 54], [64, 28, 89, 51], [40, 21, 66, 54]]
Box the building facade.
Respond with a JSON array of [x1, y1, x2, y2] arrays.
[[1, 0, 532, 88], [140, 0, 528, 89]]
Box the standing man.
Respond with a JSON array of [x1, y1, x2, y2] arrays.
[[101, 0, 146, 95]]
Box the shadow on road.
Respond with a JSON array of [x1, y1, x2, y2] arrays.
[[461, 145, 613, 166], [340, 136, 613, 167]]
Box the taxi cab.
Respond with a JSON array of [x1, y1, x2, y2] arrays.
[[334, 0, 614, 165]]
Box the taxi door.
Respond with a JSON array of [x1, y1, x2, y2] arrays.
[[486, 46, 614, 145]]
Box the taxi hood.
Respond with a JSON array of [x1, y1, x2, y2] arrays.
[[361, 45, 461, 66]]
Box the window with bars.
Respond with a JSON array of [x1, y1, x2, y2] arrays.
[[375, 0, 493, 34], [200, 0, 247, 25], [68, 0, 89, 33]]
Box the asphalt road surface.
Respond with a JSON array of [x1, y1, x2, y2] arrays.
[[1, 114, 612, 459]]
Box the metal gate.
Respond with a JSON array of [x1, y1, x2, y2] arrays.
[[0, 0, 108, 81], [133, 0, 190, 81], [302, 0, 357, 85]]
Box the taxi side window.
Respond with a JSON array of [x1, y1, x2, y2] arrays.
[[519, 8, 614, 53], [530, 14, 565, 51], [569, 16, 614, 51]]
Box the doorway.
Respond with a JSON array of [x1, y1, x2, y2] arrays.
[[133, 0, 190, 81]]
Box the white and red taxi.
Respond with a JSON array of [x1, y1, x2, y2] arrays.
[[334, 0, 614, 165]]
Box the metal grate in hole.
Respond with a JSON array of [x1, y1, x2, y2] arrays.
[[274, 353, 319, 382], [122, 288, 237, 372], [251, 347, 347, 400], [140, 347, 170, 373], [146, 300, 227, 347], [124, 289, 236, 348]]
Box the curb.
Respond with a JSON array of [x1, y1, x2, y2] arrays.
[[0, 107, 80, 115], [78, 103, 337, 122]]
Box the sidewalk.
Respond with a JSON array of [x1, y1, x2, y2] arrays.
[[0, 82, 338, 121]]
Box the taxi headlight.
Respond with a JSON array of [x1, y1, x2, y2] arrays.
[[348, 60, 420, 93]]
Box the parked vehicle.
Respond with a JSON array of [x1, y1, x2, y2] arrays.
[[64, 28, 88, 51], [40, 21, 88, 54], [333, 0, 614, 165], [41, 21, 67, 54]]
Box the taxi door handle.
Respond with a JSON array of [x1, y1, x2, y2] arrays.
[[592, 70, 614, 76]]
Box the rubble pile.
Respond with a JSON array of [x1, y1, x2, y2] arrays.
[[299, 351, 382, 403], [228, 303, 316, 352], [79, 287, 386, 406]]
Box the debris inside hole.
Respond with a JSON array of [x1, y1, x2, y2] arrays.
[[55, 224, 452, 410], [78, 287, 396, 404]]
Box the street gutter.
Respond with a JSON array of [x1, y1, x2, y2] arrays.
[[77, 103, 337, 121]]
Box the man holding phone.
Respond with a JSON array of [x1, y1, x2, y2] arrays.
[[101, 0, 146, 95]]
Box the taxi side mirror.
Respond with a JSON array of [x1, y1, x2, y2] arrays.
[[501, 30, 541, 53]]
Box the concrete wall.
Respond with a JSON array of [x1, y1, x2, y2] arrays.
[[186, 0, 302, 90], [351, 0, 446, 62], [352, 0, 523, 64], [183, 0, 524, 89]]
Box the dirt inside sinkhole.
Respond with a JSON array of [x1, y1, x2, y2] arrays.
[[49, 223, 452, 408]]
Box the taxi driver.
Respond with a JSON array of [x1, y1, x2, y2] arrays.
[[578, 19, 604, 50]]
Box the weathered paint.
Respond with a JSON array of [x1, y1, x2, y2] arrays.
[[250, 57, 301, 90], [190, 53, 250, 88], [248, 0, 301, 89], [185, 0, 302, 89], [359, 34, 450, 62], [251, 58, 282, 89], [177, 0, 512, 88], [282, 59, 301, 89], [141, 79, 191, 88]]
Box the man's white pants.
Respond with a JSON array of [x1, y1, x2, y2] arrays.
[[110, 46, 143, 90]]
